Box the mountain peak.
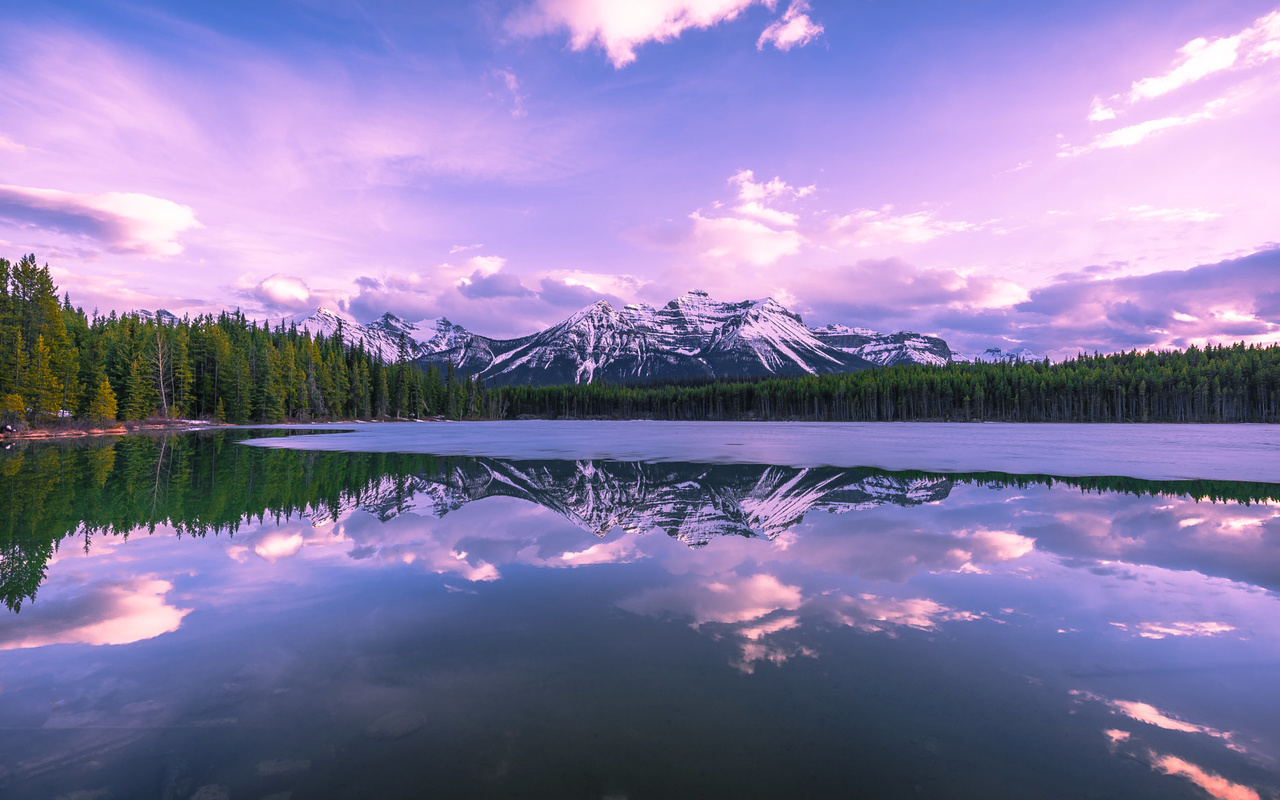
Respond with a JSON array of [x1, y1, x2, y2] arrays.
[[284, 291, 965, 386]]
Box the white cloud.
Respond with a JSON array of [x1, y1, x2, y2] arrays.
[[686, 169, 814, 265], [0, 133, 25, 153], [735, 200, 799, 227], [729, 169, 814, 202], [830, 206, 976, 247], [0, 183, 201, 256], [256, 274, 313, 309], [1128, 10, 1280, 103], [1087, 96, 1117, 122], [465, 254, 508, 276], [691, 210, 803, 265], [508, 0, 768, 68], [1059, 97, 1226, 156], [679, 171, 974, 273], [618, 572, 803, 626], [1110, 621, 1236, 639], [254, 532, 305, 562], [757, 0, 825, 51], [1103, 205, 1222, 223]]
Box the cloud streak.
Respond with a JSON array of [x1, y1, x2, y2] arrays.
[[1128, 10, 1280, 103]]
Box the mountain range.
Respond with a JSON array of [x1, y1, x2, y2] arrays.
[[277, 290, 1034, 387]]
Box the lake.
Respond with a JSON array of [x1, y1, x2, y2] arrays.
[[2, 422, 1279, 799]]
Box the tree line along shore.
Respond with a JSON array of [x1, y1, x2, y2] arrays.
[[3, 431, 1277, 612], [3, 253, 1280, 428]]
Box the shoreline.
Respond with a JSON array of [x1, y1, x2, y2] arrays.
[[0, 420, 221, 442]]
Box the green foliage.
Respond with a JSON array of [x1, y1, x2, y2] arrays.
[[0, 252, 474, 427], [87, 376, 118, 422], [0, 432, 446, 611], [2, 432, 1276, 613], [494, 345, 1280, 424]]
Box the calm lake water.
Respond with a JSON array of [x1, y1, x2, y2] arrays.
[[2, 424, 1279, 799]]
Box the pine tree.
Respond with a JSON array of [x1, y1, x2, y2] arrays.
[[87, 376, 118, 422], [123, 358, 156, 420], [22, 335, 64, 423]]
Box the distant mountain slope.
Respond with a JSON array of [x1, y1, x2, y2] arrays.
[[808, 324, 952, 367], [468, 291, 870, 385], [268, 290, 968, 386], [950, 347, 1045, 364]]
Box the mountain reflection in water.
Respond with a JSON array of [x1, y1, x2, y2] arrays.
[[1, 431, 1279, 799], [4, 431, 1278, 611]]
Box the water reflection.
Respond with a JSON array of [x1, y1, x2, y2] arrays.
[[2, 432, 1280, 798], [4, 431, 1280, 611]]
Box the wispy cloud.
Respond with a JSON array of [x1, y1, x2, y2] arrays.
[[490, 68, 527, 117], [1062, 97, 1227, 156], [757, 0, 824, 51], [1102, 205, 1222, 223], [829, 206, 976, 248], [1128, 10, 1280, 103]]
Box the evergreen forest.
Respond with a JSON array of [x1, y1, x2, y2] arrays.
[[3, 252, 1280, 426], [0, 254, 490, 427]]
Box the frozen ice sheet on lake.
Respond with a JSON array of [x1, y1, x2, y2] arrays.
[[238, 421, 1280, 483]]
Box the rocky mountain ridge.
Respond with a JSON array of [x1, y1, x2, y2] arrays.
[[280, 290, 972, 386]]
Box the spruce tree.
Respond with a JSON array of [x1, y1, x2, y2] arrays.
[[87, 376, 118, 422], [22, 334, 63, 423]]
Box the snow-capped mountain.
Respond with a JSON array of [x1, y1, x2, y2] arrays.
[[133, 308, 180, 324], [425, 290, 877, 385], [951, 347, 1045, 364], [268, 290, 966, 385], [808, 324, 952, 367], [277, 307, 469, 364]]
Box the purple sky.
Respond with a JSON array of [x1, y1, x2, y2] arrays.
[[1, 0, 1278, 357]]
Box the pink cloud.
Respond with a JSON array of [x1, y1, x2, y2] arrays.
[[507, 0, 770, 67], [1127, 10, 1280, 103], [1153, 755, 1260, 800], [0, 183, 201, 256], [830, 206, 977, 248], [757, 0, 824, 51], [0, 577, 190, 650], [619, 572, 803, 625]]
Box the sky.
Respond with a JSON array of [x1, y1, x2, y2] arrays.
[[0, 0, 1278, 357]]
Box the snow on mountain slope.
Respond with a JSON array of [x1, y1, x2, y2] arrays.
[[474, 291, 870, 386], [950, 347, 1045, 364], [809, 324, 952, 367], [255, 290, 965, 384], [281, 307, 405, 361]]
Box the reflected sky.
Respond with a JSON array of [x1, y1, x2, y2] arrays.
[[1, 433, 1279, 798]]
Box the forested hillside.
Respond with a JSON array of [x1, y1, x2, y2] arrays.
[[3, 253, 1278, 426], [499, 344, 1280, 423], [0, 254, 492, 426]]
